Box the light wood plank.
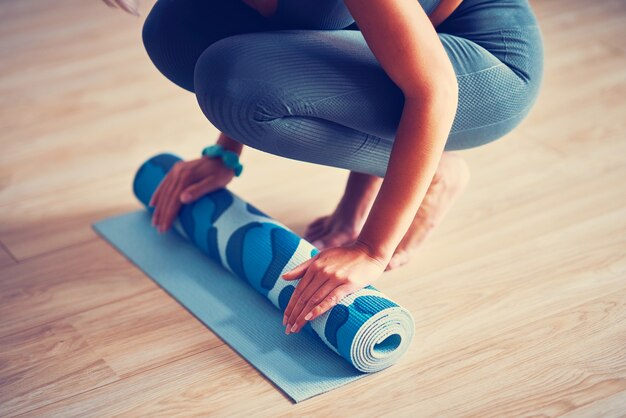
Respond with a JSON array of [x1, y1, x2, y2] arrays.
[[564, 391, 626, 418], [23, 343, 284, 417], [0, 0, 346, 260], [409, 145, 626, 276], [1, 0, 625, 415], [67, 289, 222, 378], [0, 240, 17, 267], [26, 289, 626, 417], [0, 321, 118, 416], [0, 239, 155, 337], [0, 154, 345, 260]]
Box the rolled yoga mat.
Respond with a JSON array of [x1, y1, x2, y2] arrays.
[[94, 152, 415, 401]]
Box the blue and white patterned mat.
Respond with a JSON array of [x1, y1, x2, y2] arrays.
[[92, 153, 415, 402]]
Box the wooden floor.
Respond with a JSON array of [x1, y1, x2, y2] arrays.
[[1, 0, 625, 416]]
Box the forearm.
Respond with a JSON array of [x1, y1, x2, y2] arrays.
[[216, 132, 244, 156], [356, 91, 457, 263]]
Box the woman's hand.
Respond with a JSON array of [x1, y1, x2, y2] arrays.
[[150, 156, 237, 233], [101, 0, 140, 16], [281, 240, 388, 334]]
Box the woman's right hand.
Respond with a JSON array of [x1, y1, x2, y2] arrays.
[[149, 156, 237, 233], [101, 0, 141, 16]]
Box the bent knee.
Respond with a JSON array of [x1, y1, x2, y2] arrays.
[[193, 36, 289, 151], [141, 1, 196, 92]]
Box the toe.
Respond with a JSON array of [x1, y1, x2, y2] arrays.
[[311, 240, 326, 250], [386, 251, 409, 271]]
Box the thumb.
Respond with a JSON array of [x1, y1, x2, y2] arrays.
[[180, 175, 216, 203], [282, 257, 315, 280]]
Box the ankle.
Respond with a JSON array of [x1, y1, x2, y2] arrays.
[[344, 172, 382, 202], [434, 152, 470, 188], [336, 172, 382, 222]]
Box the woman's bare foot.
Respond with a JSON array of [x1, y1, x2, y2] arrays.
[[385, 152, 470, 271], [304, 153, 469, 271], [304, 171, 382, 249]]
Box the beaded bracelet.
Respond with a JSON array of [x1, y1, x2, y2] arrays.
[[201, 144, 243, 177]]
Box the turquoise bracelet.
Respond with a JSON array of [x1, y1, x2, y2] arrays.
[[201, 144, 243, 177]]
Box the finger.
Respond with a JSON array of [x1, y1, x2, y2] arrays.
[[159, 175, 185, 232], [149, 176, 166, 207], [151, 176, 171, 227], [179, 174, 216, 204], [286, 273, 329, 333], [289, 279, 337, 333], [114, 0, 139, 15], [282, 264, 317, 329], [154, 161, 184, 228], [281, 256, 316, 280], [305, 217, 329, 235], [304, 284, 354, 325], [304, 218, 326, 236], [311, 238, 327, 250], [154, 169, 179, 231], [161, 197, 182, 233], [305, 224, 328, 243], [153, 176, 176, 230], [102, 0, 117, 9]]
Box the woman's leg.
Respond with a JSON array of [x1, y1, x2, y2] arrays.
[[192, 10, 543, 267], [193, 27, 543, 178], [141, 0, 357, 93], [303, 151, 469, 269], [141, 0, 277, 93]]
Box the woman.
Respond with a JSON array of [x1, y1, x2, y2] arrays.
[[104, 0, 544, 334]]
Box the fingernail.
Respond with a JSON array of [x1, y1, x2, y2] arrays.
[[285, 326, 290, 335], [304, 312, 312, 321], [290, 323, 297, 333], [282, 315, 287, 326]]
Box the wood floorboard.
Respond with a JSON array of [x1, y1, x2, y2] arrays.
[[1, 0, 625, 416]]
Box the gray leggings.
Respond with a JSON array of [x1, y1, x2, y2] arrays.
[[142, 0, 544, 177]]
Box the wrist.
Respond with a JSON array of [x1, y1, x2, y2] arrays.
[[201, 143, 244, 177], [216, 133, 243, 155], [353, 237, 392, 267]]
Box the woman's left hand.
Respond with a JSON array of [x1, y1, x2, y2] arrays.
[[101, 0, 140, 16], [281, 240, 388, 334]]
